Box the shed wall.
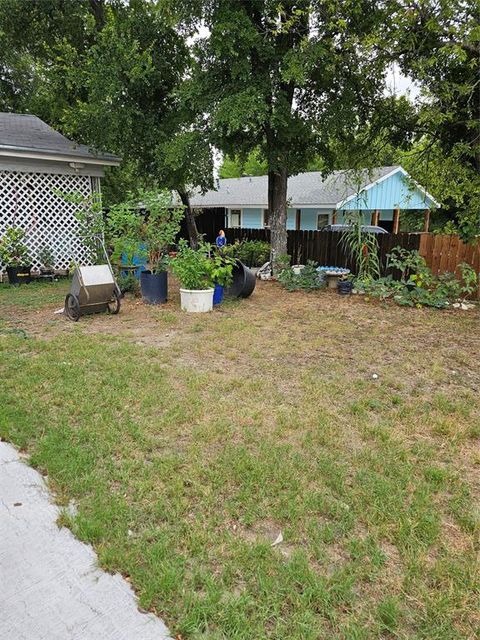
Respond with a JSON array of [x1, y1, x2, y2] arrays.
[[0, 170, 95, 271]]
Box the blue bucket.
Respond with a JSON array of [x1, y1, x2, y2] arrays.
[[213, 283, 224, 305], [121, 243, 147, 279]]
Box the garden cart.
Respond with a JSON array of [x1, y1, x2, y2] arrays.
[[64, 236, 121, 321]]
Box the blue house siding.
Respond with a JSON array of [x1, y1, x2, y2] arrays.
[[300, 210, 320, 230], [228, 207, 333, 230], [241, 207, 263, 228], [287, 208, 296, 230], [286, 208, 332, 230], [341, 171, 434, 211], [229, 202, 407, 230]]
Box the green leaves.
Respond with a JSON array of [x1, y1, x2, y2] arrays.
[[171, 240, 215, 290], [140, 190, 184, 271], [0, 227, 30, 267], [171, 240, 234, 289], [341, 213, 381, 281], [385, 0, 480, 239], [277, 261, 326, 291]]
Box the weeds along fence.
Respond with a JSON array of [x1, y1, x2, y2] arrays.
[[224, 227, 420, 276]]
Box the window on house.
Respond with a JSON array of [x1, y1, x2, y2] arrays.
[[230, 209, 241, 228], [263, 209, 269, 227], [317, 213, 329, 229]]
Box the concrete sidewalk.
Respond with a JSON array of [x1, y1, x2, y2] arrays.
[[0, 441, 171, 640]]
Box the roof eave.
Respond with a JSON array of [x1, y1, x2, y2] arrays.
[[0, 145, 121, 166], [190, 202, 337, 209]]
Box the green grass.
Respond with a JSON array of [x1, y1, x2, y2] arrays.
[[1, 281, 479, 639], [0, 279, 69, 309]]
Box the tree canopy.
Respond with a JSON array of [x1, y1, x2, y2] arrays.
[[385, 0, 480, 239], [185, 0, 390, 263], [0, 0, 478, 244]]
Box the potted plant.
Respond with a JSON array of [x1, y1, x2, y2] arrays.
[[211, 253, 235, 305], [337, 274, 354, 295], [139, 191, 184, 304], [0, 228, 32, 284], [38, 246, 55, 276], [171, 240, 216, 312], [141, 253, 170, 304]]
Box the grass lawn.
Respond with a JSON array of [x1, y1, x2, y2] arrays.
[[1, 279, 479, 639]]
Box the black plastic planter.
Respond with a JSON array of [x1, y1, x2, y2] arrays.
[[140, 270, 168, 304], [7, 265, 32, 285], [337, 280, 353, 295], [224, 260, 256, 298]]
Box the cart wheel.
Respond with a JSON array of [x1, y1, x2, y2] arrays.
[[65, 294, 80, 321], [107, 290, 121, 315]]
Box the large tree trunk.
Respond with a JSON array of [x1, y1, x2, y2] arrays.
[[269, 168, 288, 273], [178, 189, 199, 249]]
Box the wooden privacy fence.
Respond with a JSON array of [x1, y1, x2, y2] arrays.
[[224, 227, 421, 276], [223, 228, 480, 278], [419, 233, 480, 276]]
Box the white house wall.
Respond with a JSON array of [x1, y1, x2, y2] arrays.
[[0, 170, 95, 271]]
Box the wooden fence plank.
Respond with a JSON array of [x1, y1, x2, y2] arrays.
[[431, 235, 443, 274], [439, 235, 452, 274], [449, 235, 461, 275]]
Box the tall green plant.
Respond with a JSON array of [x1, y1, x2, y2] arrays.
[[57, 190, 105, 264], [140, 190, 184, 273], [171, 240, 215, 290], [341, 212, 380, 280], [386, 247, 427, 282], [105, 199, 144, 267]]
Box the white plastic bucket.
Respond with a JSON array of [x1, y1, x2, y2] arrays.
[[180, 288, 214, 313], [292, 265, 305, 275]]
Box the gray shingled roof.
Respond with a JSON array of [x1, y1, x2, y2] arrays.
[[191, 166, 399, 208], [0, 113, 120, 163]]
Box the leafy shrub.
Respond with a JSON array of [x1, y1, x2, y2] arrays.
[[0, 228, 30, 266], [356, 250, 478, 308], [224, 240, 270, 267], [387, 247, 427, 281], [459, 263, 478, 297], [210, 253, 235, 287], [117, 272, 140, 296], [278, 261, 326, 291], [105, 199, 144, 266], [38, 246, 55, 269], [354, 276, 405, 300], [140, 190, 184, 273]]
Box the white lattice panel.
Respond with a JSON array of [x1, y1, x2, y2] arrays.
[[0, 171, 94, 271]]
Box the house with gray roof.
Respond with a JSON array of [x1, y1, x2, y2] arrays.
[[190, 165, 438, 233], [0, 113, 120, 272]]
